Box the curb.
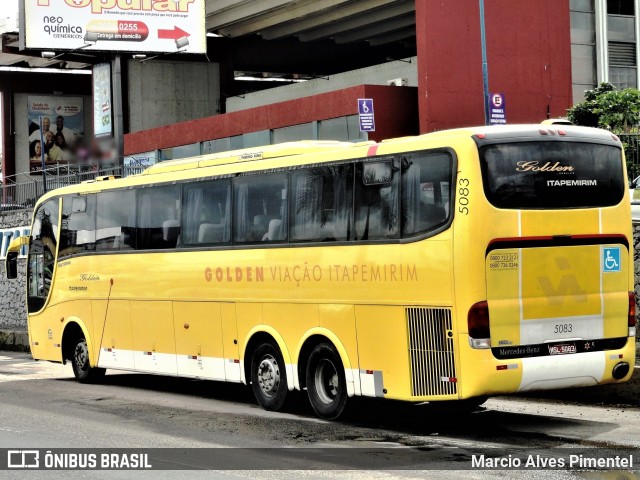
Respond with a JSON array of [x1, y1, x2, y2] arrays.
[[0, 330, 30, 352]]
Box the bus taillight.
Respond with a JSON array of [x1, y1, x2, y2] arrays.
[[629, 292, 637, 337], [468, 301, 491, 349]]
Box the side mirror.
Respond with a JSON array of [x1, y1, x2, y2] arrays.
[[5, 251, 18, 279], [4, 236, 29, 280]]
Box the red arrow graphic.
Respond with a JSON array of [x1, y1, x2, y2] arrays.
[[158, 26, 190, 40]]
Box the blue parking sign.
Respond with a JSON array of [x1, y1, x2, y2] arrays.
[[603, 247, 621, 272], [358, 98, 375, 132]]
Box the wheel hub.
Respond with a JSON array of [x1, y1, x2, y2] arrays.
[[315, 359, 339, 405], [74, 341, 88, 370], [257, 355, 280, 397]]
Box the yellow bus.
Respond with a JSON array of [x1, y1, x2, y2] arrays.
[[5, 125, 636, 420]]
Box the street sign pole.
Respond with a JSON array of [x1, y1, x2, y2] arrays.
[[479, 0, 490, 126], [112, 54, 124, 168], [39, 116, 47, 194]]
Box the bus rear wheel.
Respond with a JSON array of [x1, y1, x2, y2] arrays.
[[71, 336, 105, 383], [306, 343, 347, 420], [250, 341, 288, 411]]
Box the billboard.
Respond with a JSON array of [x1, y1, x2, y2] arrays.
[[27, 95, 84, 174], [21, 0, 206, 54], [93, 63, 112, 138]]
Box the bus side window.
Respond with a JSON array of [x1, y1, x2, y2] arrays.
[[234, 173, 288, 244], [137, 186, 181, 250], [354, 159, 400, 241], [290, 164, 353, 242], [27, 198, 59, 313], [60, 195, 96, 258], [183, 179, 231, 246], [96, 190, 136, 251], [401, 152, 453, 238]]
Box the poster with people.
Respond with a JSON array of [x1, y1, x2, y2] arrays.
[[28, 96, 84, 175]]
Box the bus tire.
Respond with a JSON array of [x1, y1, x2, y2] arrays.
[[306, 343, 347, 420], [71, 336, 105, 383], [250, 341, 288, 411]]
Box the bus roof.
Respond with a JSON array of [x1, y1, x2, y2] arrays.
[[140, 140, 372, 175], [36, 124, 620, 205]]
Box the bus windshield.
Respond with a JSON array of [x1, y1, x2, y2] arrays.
[[480, 141, 625, 209]]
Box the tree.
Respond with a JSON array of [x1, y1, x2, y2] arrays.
[[568, 82, 640, 133]]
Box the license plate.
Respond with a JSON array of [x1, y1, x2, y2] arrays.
[[548, 343, 577, 355]]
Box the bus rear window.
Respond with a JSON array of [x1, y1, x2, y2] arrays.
[[480, 141, 624, 209]]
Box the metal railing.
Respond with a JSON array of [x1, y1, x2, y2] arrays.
[[620, 134, 640, 180], [1, 164, 146, 213]]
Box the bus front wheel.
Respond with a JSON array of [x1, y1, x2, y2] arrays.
[[306, 343, 347, 420], [71, 336, 105, 383], [250, 341, 288, 411]]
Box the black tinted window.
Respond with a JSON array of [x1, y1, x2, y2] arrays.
[[28, 199, 59, 312], [401, 152, 452, 237], [354, 159, 400, 240], [480, 142, 624, 209], [234, 174, 288, 243], [137, 186, 182, 250], [183, 180, 231, 245], [96, 190, 136, 251], [60, 195, 96, 258], [290, 165, 353, 242]]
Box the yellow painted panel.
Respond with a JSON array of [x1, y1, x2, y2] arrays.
[[521, 246, 601, 320], [91, 300, 132, 352], [173, 302, 223, 358], [262, 303, 318, 362], [236, 303, 263, 358], [486, 249, 521, 346], [355, 305, 409, 398], [456, 339, 522, 398], [28, 306, 62, 362], [601, 247, 630, 338], [318, 304, 358, 368], [520, 209, 599, 236], [220, 303, 239, 361], [131, 301, 175, 355]]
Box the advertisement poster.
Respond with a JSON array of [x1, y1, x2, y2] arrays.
[[21, 0, 206, 54], [93, 63, 112, 139], [28, 95, 84, 175]]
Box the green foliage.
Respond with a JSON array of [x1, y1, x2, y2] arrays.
[[568, 83, 640, 133]]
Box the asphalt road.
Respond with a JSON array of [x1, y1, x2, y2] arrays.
[[0, 352, 638, 480]]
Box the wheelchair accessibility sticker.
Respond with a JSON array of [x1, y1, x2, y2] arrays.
[[603, 247, 621, 272]]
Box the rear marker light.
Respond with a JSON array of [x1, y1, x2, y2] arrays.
[[539, 129, 548, 135], [558, 130, 567, 135], [468, 300, 491, 349], [476, 133, 486, 139]]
